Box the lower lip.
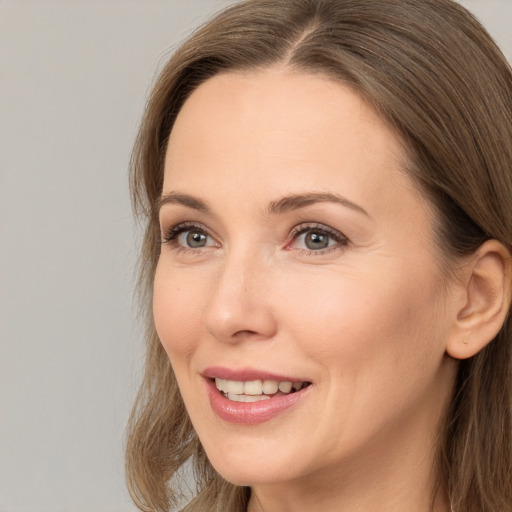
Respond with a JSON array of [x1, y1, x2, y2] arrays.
[[205, 379, 311, 424]]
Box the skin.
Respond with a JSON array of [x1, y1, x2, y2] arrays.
[[153, 68, 459, 512]]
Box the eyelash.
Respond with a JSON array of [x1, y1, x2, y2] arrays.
[[160, 221, 349, 256]]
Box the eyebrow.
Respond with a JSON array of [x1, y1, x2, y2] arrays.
[[158, 191, 369, 217], [157, 192, 212, 214], [267, 192, 369, 217]]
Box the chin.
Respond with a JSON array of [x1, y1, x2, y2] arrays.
[[212, 459, 298, 487], [198, 430, 314, 487]]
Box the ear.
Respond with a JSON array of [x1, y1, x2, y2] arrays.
[[446, 239, 512, 360]]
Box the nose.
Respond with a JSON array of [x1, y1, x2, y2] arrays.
[[204, 249, 277, 344]]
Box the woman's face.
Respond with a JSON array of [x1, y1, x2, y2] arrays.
[[154, 69, 457, 490]]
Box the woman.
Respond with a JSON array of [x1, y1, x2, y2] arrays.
[[125, 0, 512, 511]]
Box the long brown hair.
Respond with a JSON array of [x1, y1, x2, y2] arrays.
[[126, 1, 512, 510]]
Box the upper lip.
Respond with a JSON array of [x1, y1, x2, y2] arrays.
[[202, 366, 310, 383]]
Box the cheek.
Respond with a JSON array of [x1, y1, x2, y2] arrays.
[[281, 265, 448, 445], [281, 264, 446, 374], [152, 262, 205, 362]]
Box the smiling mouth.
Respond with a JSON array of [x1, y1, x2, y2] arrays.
[[214, 378, 311, 402]]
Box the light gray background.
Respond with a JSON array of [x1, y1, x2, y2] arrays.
[[1, 1, 511, 511]]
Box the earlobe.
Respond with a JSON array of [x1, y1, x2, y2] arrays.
[[446, 240, 512, 360]]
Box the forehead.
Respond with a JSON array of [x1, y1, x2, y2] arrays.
[[163, 68, 419, 218], [166, 68, 402, 163]]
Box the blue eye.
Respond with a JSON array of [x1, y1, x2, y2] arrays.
[[290, 224, 347, 253], [298, 230, 334, 250], [178, 230, 210, 248], [162, 223, 218, 249]]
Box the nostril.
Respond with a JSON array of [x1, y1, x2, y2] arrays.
[[232, 329, 259, 338]]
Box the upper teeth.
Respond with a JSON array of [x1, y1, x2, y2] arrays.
[[215, 378, 305, 395]]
